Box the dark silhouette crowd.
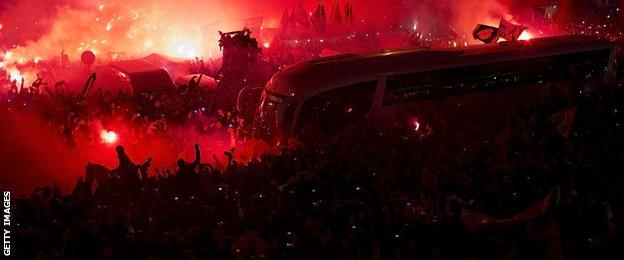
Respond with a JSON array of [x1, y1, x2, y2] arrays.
[[9, 70, 624, 259], [4, 13, 624, 259]]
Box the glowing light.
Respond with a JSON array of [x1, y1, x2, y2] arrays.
[[263, 42, 270, 48], [0, 2, 225, 72], [411, 118, 421, 132], [106, 20, 113, 31], [8, 68, 21, 81], [116, 71, 130, 82], [186, 49, 196, 58], [100, 130, 118, 144], [518, 31, 533, 41]]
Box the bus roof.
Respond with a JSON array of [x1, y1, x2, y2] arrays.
[[267, 35, 613, 97]]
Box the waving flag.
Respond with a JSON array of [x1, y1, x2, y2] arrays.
[[280, 7, 291, 30], [498, 18, 528, 42], [311, 3, 327, 33], [243, 16, 263, 31], [472, 24, 499, 44], [461, 210, 495, 232], [461, 187, 557, 231], [331, 1, 343, 25], [291, 4, 310, 26], [344, 2, 354, 25]]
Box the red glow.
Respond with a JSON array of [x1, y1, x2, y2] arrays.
[[263, 42, 270, 48], [100, 130, 119, 144], [116, 71, 130, 81]]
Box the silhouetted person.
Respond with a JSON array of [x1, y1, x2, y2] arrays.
[[188, 76, 199, 89], [176, 142, 201, 177], [31, 74, 43, 95], [9, 79, 17, 94], [54, 80, 67, 95], [113, 145, 151, 190], [19, 78, 24, 94]]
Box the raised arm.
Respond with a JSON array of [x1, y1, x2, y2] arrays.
[[192, 142, 201, 166]]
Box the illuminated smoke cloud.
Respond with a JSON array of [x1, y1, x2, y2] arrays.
[[0, 0, 273, 82], [0, 0, 514, 63]]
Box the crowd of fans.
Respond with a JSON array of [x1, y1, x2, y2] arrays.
[[3, 11, 624, 259], [8, 56, 624, 259], [0, 72, 235, 149]]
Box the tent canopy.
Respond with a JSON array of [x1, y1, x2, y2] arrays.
[[108, 59, 174, 93]]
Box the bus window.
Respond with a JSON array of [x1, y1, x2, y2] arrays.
[[382, 49, 612, 106], [296, 81, 377, 139]]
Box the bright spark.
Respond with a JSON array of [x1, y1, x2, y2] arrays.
[[100, 130, 118, 144], [518, 31, 533, 41]]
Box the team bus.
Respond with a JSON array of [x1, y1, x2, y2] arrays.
[[253, 35, 616, 145]]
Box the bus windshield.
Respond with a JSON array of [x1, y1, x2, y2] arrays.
[[253, 91, 283, 142]]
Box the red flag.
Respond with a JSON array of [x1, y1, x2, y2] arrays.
[[280, 7, 291, 30], [461, 187, 557, 231], [515, 192, 553, 219], [311, 3, 327, 33], [498, 18, 528, 42], [243, 17, 263, 31], [461, 210, 494, 232], [291, 4, 310, 26], [331, 1, 343, 25], [344, 3, 353, 25], [496, 190, 554, 228]]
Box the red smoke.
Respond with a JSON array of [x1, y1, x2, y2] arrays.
[[0, 105, 276, 195], [1, 0, 529, 194]]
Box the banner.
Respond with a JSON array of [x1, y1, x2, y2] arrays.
[[473, 18, 528, 43]]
